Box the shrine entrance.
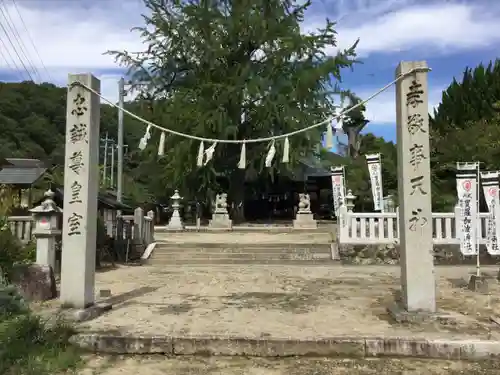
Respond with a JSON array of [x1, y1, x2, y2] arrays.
[[239, 158, 335, 223]]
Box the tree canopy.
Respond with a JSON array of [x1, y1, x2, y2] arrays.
[[2, 3, 499, 216], [432, 59, 500, 132], [109, 0, 358, 217], [430, 58, 500, 210]]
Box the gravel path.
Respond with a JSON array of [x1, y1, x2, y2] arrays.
[[68, 264, 500, 340]]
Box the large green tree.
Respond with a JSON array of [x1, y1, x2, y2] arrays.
[[110, 0, 358, 219], [432, 59, 500, 133], [430, 59, 500, 211]]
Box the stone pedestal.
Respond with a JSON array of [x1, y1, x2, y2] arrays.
[[293, 212, 317, 229], [209, 212, 232, 229], [468, 274, 489, 293], [11, 264, 57, 302], [167, 211, 184, 230], [35, 236, 58, 271]]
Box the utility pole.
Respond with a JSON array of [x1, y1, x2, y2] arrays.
[[110, 143, 115, 188], [117, 78, 125, 205], [103, 132, 109, 186]]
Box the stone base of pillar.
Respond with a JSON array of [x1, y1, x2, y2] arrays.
[[10, 264, 57, 302], [386, 302, 455, 324], [209, 213, 232, 229], [468, 274, 489, 293], [293, 212, 317, 229], [167, 211, 184, 230], [62, 302, 113, 322]]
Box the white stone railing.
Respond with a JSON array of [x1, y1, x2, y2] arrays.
[[6, 207, 155, 247], [337, 205, 491, 245], [115, 208, 155, 246], [6, 216, 33, 244]]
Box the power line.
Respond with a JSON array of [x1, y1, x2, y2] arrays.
[[10, 0, 52, 82], [0, 11, 33, 81], [0, 0, 39, 81], [0, 32, 23, 80], [0, 0, 41, 81], [0, 48, 15, 74]]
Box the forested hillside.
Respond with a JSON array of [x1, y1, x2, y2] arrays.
[[2, 56, 499, 212], [0, 82, 66, 162], [0, 81, 146, 163], [0, 81, 152, 204]]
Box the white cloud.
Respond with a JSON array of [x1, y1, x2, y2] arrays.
[[0, 0, 144, 69], [356, 84, 443, 124], [0, 0, 496, 117], [307, 2, 500, 56]]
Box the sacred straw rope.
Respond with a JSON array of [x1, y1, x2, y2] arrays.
[[69, 67, 430, 145]]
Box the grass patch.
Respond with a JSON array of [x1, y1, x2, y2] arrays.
[[0, 286, 83, 375]]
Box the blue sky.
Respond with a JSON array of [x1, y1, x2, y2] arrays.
[[0, 0, 499, 147]]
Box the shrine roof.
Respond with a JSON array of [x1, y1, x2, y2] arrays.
[[33, 185, 133, 211], [0, 158, 47, 185], [284, 157, 336, 181]]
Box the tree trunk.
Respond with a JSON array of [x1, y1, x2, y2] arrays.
[[347, 128, 361, 159], [229, 170, 246, 224]]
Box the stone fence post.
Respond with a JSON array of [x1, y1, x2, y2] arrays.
[[133, 207, 144, 244], [146, 210, 155, 244]]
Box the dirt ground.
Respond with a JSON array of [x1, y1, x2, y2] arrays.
[[40, 264, 500, 340], [79, 355, 500, 375]]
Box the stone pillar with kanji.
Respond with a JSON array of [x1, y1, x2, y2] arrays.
[[391, 61, 436, 317], [60, 74, 100, 309]]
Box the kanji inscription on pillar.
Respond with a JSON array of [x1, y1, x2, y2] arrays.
[[61, 74, 101, 309], [395, 61, 436, 313]]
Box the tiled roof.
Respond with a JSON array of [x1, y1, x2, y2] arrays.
[[0, 158, 47, 185], [283, 157, 334, 181], [34, 186, 134, 211]]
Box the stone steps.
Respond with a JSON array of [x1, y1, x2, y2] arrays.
[[154, 242, 332, 250], [155, 223, 337, 234], [146, 259, 336, 265], [147, 243, 335, 265]]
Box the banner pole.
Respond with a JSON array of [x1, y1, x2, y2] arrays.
[[476, 162, 481, 277]]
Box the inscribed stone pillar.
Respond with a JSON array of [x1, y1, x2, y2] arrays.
[[395, 61, 436, 312], [60, 74, 100, 308]]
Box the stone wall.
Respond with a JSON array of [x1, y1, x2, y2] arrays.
[[339, 244, 500, 265]]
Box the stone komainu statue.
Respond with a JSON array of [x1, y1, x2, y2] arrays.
[[298, 193, 310, 212], [214, 193, 228, 212]]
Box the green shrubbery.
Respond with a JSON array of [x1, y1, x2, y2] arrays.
[[0, 297, 82, 375], [0, 188, 82, 375]]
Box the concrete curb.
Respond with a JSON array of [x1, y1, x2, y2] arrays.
[[70, 333, 500, 360]]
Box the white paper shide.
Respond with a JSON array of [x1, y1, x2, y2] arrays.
[[456, 163, 478, 256], [481, 171, 500, 255], [330, 166, 345, 217], [366, 154, 383, 211]]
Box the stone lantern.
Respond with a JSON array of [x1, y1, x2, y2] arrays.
[[29, 189, 62, 270], [167, 189, 184, 230], [345, 189, 356, 213]]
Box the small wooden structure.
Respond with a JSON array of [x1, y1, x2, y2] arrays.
[[0, 158, 47, 210]]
